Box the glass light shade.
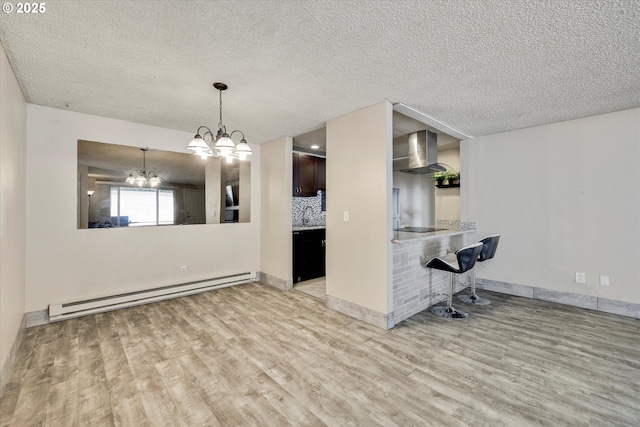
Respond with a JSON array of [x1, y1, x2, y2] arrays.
[[148, 174, 161, 187], [234, 139, 252, 158], [198, 146, 216, 158], [186, 135, 209, 152], [87, 190, 95, 196], [125, 174, 136, 184], [225, 155, 234, 164], [135, 174, 147, 186], [214, 135, 236, 152], [198, 150, 214, 160]]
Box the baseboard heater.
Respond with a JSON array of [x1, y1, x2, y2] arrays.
[[48, 271, 257, 322]]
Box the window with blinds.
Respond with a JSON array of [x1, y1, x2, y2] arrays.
[[110, 187, 174, 226]]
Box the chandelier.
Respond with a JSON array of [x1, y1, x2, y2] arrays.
[[186, 82, 253, 162], [125, 148, 161, 187]]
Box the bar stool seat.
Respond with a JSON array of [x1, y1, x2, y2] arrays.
[[458, 234, 500, 305], [426, 242, 483, 319]]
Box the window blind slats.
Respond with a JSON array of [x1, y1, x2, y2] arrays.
[[110, 187, 175, 226]]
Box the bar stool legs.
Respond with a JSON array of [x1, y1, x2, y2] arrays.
[[457, 234, 500, 306], [426, 242, 482, 319], [431, 271, 469, 318], [457, 267, 491, 305]]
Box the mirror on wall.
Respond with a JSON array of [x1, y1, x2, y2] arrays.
[[77, 140, 250, 229]]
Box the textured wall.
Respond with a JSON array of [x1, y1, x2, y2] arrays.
[[462, 108, 640, 304], [260, 136, 293, 286], [0, 41, 27, 381], [326, 101, 393, 316], [25, 105, 260, 312]]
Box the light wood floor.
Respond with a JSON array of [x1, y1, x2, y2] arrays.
[[294, 277, 326, 301], [1, 283, 639, 426]]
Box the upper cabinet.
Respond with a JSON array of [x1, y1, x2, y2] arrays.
[[293, 153, 326, 197], [316, 157, 326, 190]]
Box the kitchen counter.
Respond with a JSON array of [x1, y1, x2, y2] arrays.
[[392, 222, 476, 243], [292, 225, 326, 231]]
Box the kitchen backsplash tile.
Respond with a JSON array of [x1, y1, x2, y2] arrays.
[[436, 220, 476, 230], [292, 191, 326, 226]]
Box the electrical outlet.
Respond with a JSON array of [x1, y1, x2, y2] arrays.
[[600, 275, 610, 286], [575, 272, 585, 283], [181, 266, 187, 275]]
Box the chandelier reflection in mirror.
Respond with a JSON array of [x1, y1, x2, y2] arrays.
[[186, 82, 253, 163], [125, 148, 161, 187]]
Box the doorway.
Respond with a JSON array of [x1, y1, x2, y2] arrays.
[[294, 277, 326, 301], [184, 189, 205, 224]]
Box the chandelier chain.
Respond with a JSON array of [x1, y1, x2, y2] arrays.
[[186, 82, 251, 160], [218, 89, 223, 129]]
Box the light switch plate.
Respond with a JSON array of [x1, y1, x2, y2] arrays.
[[600, 275, 610, 286], [343, 211, 349, 221], [575, 272, 585, 283]]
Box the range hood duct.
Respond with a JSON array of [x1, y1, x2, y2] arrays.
[[398, 130, 445, 175]]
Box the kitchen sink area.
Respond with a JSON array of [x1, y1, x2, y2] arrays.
[[291, 142, 327, 286]]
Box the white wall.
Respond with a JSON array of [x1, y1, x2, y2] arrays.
[[462, 108, 640, 304], [0, 42, 27, 370], [239, 160, 251, 223], [435, 147, 460, 221], [25, 105, 260, 312], [205, 159, 222, 224], [326, 101, 393, 314], [259, 136, 293, 284]]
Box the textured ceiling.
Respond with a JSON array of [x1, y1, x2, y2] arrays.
[[1, 0, 639, 144]]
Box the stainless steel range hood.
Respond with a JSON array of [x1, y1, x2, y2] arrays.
[[396, 130, 445, 175]]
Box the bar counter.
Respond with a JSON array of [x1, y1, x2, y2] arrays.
[[390, 221, 476, 326]]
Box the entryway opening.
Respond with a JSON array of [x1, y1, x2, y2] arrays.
[[294, 277, 326, 301]]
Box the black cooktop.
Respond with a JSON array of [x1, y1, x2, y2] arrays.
[[395, 226, 446, 233]]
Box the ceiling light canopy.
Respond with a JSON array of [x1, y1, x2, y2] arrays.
[[125, 148, 161, 187], [186, 82, 252, 162]]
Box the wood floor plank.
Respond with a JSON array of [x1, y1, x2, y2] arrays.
[[1, 284, 639, 426], [155, 358, 220, 426], [76, 315, 114, 426], [7, 363, 52, 426], [47, 378, 79, 427], [133, 366, 188, 427], [105, 373, 151, 427]]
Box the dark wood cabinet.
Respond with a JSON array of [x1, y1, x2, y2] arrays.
[[316, 157, 326, 190], [293, 229, 326, 283], [293, 153, 326, 196]]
